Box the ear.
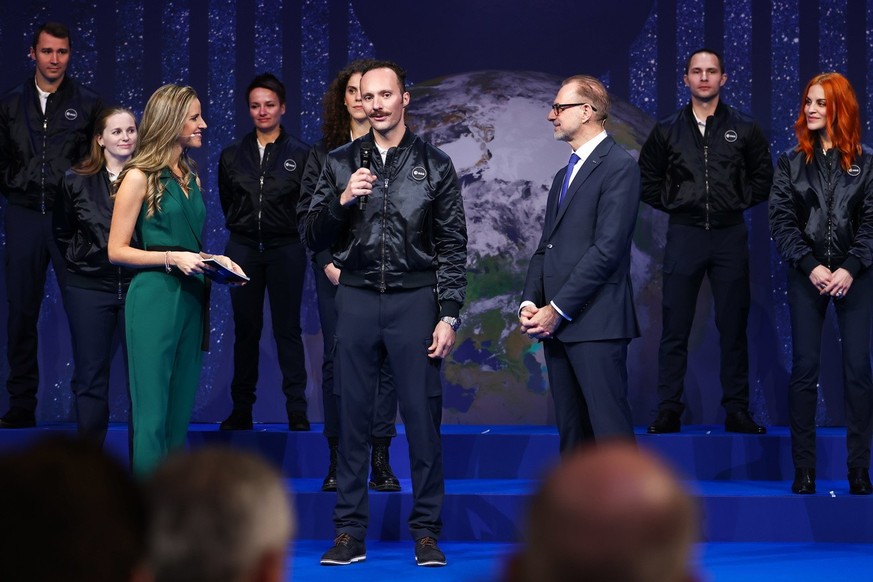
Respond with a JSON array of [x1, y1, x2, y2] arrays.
[[719, 73, 728, 87], [29, 47, 36, 62], [402, 91, 410, 108], [683, 74, 689, 87], [279, 103, 286, 116]]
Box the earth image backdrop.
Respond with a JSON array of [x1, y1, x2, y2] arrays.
[[406, 70, 662, 424]]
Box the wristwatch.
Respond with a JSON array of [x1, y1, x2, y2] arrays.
[[440, 316, 461, 331]]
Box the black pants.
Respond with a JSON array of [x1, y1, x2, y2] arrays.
[[333, 285, 443, 541], [313, 261, 397, 440], [4, 204, 67, 413], [63, 285, 128, 445], [787, 268, 873, 469], [225, 239, 307, 415], [656, 223, 751, 415]]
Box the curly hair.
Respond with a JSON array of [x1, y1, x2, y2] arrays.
[[794, 72, 861, 172], [73, 107, 137, 176], [117, 84, 199, 217], [321, 59, 379, 150]]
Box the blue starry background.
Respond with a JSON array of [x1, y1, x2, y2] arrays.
[[0, 0, 869, 426]]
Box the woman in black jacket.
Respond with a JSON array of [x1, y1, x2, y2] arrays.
[[58, 106, 137, 445], [769, 72, 873, 495], [299, 60, 400, 492], [217, 74, 312, 431]]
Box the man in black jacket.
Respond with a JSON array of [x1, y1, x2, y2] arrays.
[[0, 22, 102, 428], [639, 48, 772, 435], [306, 61, 466, 568]]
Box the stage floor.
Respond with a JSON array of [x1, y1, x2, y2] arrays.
[[288, 540, 873, 581]]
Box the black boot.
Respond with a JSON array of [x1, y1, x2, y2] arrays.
[[369, 438, 401, 491], [322, 439, 338, 492], [219, 408, 252, 431]]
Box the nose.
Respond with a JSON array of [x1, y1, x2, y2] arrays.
[[200, 117, 207, 129], [548, 109, 557, 121]]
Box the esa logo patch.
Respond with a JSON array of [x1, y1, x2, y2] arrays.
[[848, 164, 861, 177], [411, 166, 427, 181], [64, 109, 78, 121], [283, 159, 297, 172], [724, 130, 737, 143]]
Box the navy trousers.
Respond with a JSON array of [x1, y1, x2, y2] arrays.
[[787, 267, 873, 469], [333, 285, 443, 541], [4, 204, 67, 413], [656, 223, 751, 415], [313, 261, 397, 441], [225, 239, 308, 416], [63, 284, 128, 445]]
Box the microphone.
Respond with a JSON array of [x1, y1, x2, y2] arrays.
[[359, 143, 372, 211]]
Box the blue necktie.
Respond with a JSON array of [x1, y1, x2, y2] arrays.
[[558, 152, 580, 208]]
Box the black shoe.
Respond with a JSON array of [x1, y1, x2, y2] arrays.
[[320, 533, 366, 565], [369, 443, 401, 491], [647, 410, 680, 434], [219, 409, 252, 431], [322, 441, 338, 492], [849, 467, 873, 495], [791, 468, 816, 494], [0, 407, 35, 429], [414, 536, 446, 567], [288, 411, 310, 431], [725, 410, 766, 434]]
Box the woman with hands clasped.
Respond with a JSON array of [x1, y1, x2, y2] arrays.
[[108, 84, 245, 474], [769, 72, 873, 496]]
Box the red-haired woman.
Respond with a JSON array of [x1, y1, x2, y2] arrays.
[[770, 72, 873, 495]]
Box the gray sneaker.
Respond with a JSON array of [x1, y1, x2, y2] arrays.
[[320, 533, 366, 565], [414, 536, 446, 567]]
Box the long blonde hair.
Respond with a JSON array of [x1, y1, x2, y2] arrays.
[[118, 84, 199, 217]]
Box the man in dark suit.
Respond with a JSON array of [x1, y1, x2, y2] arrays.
[[519, 75, 640, 451]]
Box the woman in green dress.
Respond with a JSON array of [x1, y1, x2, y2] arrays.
[[109, 84, 244, 474]]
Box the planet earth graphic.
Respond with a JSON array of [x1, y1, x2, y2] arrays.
[[406, 70, 664, 424]]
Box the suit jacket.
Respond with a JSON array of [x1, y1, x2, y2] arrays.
[[522, 135, 641, 343]]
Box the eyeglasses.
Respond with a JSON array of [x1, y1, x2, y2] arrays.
[[550, 102, 598, 116]]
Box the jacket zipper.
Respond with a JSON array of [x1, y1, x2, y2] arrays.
[[702, 116, 711, 230], [41, 116, 48, 214], [258, 145, 271, 253], [117, 267, 123, 300], [823, 153, 836, 270], [378, 147, 393, 293]]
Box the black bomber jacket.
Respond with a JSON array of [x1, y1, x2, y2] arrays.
[[0, 76, 102, 213], [303, 129, 467, 318], [57, 169, 134, 294], [769, 146, 873, 277], [639, 101, 773, 229], [218, 127, 310, 249]]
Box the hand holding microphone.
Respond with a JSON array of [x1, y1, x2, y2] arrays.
[[358, 143, 373, 211], [339, 143, 376, 207]]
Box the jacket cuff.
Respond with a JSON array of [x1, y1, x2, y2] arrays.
[[327, 196, 349, 221], [799, 254, 820, 276], [842, 256, 862, 278], [315, 250, 334, 269], [438, 300, 461, 318]]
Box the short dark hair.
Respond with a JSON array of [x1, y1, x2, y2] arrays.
[[684, 48, 724, 74], [361, 60, 407, 94], [246, 72, 286, 106], [32, 22, 71, 50]]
